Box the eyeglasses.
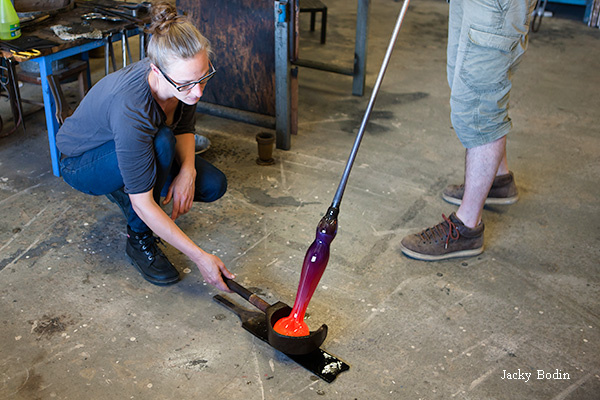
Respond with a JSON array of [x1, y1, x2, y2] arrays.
[[157, 61, 216, 92]]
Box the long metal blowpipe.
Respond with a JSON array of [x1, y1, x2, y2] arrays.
[[273, 0, 412, 337], [332, 0, 411, 209]]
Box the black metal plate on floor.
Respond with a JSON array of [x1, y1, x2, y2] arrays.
[[214, 295, 350, 383]]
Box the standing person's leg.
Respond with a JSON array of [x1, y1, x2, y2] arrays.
[[442, 145, 517, 206], [445, 0, 508, 217], [448, 0, 537, 216], [456, 136, 506, 228], [399, 0, 535, 261], [446, 0, 462, 90], [443, 0, 537, 207]]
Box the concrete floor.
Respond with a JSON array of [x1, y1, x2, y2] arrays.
[[1, 1, 599, 399]]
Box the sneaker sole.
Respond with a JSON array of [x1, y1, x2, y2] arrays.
[[127, 256, 180, 286], [442, 193, 519, 206], [400, 244, 483, 261], [195, 145, 210, 155]]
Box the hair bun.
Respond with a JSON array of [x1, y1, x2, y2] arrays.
[[147, 2, 183, 36], [146, 1, 212, 69]]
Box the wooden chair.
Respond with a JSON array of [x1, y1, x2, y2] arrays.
[[46, 73, 74, 125], [18, 58, 90, 104]]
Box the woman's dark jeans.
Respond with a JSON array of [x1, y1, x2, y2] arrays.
[[60, 127, 227, 233]]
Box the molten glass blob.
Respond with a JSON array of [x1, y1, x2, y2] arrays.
[[273, 207, 338, 337]]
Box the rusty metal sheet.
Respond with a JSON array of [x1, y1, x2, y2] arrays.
[[177, 0, 276, 116]]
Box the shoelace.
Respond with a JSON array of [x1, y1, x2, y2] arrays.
[[418, 214, 460, 249], [138, 235, 165, 261]]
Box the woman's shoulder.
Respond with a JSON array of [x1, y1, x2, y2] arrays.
[[105, 61, 155, 108], [110, 59, 152, 93]]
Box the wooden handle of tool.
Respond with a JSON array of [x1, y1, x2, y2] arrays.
[[224, 278, 270, 313]]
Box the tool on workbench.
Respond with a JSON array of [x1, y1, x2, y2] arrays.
[[213, 278, 349, 383], [75, 0, 150, 13], [120, 1, 151, 17], [76, 1, 144, 24], [0, 35, 58, 53], [82, 12, 123, 22], [273, 0, 411, 337], [92, 6, 142, 24], [10, 48, 41, 59], [18, 13, 51, 29]]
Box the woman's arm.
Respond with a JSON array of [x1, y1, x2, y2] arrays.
[[130, 190, 234, 291]]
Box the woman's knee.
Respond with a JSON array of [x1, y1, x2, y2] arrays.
[[197, 167, 227, 203]]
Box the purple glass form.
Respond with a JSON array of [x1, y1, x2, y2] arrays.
[[274, 207, 338, 336]]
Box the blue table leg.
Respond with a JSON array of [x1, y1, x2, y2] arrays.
[[27, 30, 141, 176], [80, 51, 92, 90], [35, 57, 61, 177]]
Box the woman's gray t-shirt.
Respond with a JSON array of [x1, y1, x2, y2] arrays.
[[56, 58, 196, 195]]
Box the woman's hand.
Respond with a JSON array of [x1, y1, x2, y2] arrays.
[[163, 167, 196, 220], [131, 189, 234, 292], [194, 252, 235, 292]]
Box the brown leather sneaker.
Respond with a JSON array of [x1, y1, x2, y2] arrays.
[[400, 212, 484, 261], [442, 171, 519, 206]]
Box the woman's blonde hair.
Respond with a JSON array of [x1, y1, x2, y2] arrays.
[[146, 2, 212, 72]]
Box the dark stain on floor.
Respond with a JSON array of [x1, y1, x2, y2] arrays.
[[30, 314, 72, 339], [0, 229, 70, 272], [243, 187, 318, 208], [17, 368, 45, 400], [338, 92, 430, 135], [340, 110, 395, 135], [376, 91, 430, 106]]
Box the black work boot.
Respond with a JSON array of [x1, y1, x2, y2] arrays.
[[126, 226, 180, 286]]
